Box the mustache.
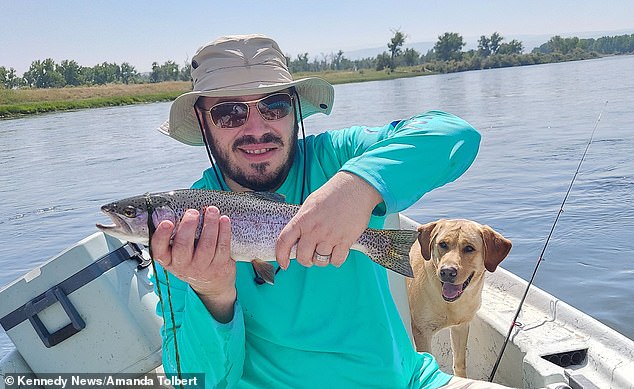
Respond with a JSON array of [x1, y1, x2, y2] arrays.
[[232, 133, 284, 151]]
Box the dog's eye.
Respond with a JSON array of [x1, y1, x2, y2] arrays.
[[438, 241, 448, 249], [463, 245, 475, 253]]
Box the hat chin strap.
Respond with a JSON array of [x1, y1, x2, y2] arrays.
[[196, 90, 308, 204], [196, 108, 228, 191], [292, 88, 307, 204]]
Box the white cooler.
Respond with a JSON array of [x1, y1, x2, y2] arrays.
[[0, 232, 163, 375]]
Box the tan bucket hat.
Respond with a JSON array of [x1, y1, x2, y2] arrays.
[[158, 34, 335, 146]]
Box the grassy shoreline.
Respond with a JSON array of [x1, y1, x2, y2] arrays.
[[0, 68, 432, 119]]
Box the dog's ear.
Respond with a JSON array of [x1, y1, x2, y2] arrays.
[[417, 222, 437, 260], [481, 225, 512, 272]]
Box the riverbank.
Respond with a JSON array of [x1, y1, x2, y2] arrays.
[[0, 68, 430, 119]]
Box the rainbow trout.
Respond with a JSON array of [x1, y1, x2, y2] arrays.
[[96, 189, 417, 283]]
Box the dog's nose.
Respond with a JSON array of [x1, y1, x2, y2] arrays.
[[439, 266, 458, 283]]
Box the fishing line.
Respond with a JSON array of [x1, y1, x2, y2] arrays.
[[488, 101, 608, 382], [145, 194, 184, 388]]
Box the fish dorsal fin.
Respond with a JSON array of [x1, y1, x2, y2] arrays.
[[245, 191, 286, 203]]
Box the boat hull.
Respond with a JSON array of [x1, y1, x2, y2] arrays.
[[385, 213, 634, 388], [1, 214, 633, 388]]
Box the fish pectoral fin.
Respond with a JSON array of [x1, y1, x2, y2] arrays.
[[252, 259, 276, 285]]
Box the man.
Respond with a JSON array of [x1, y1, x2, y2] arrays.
[[152, 34, 508, 388]]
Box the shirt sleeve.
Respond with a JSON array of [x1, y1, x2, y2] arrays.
[[153, 263, 245, 388], [328, 110, 480, 215]]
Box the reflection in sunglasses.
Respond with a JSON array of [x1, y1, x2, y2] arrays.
[[207, 93, 293, 129]]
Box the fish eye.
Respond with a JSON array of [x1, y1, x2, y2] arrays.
[[438, 241, 448, 249], [122, 206, 137, 218]]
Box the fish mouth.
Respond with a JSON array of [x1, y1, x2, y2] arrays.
[[441, 272, 475, 302], [96, 211, 132, 236]]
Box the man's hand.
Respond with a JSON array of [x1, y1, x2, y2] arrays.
[[276, 171, 383, 269], [151, 206, 236, 323]]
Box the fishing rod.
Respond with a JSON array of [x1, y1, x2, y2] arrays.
[[488, 101, 608, 382]]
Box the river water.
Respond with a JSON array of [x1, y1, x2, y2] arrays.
[[1, 55, 633, 358]]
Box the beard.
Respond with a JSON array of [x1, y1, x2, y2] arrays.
[[207, 130, 297, 192]]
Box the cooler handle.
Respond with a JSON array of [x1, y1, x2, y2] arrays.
[[24, 286, 86, 348]]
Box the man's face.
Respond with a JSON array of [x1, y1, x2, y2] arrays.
[[195, 91, 297, 192]]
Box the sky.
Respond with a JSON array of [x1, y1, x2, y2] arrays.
[[1, 0, 633, 75]]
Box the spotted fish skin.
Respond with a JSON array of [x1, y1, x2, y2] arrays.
[[96, 189, 416, 277]]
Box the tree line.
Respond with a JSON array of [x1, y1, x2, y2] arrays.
[[0, 59, 191, 89], [2, 32, 633, 90], [287, 31, 633, 73]]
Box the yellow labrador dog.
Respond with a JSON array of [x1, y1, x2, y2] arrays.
[[406, 219, 512, 378]]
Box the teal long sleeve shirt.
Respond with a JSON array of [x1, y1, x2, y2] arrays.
[[154, 110, 481, 388]]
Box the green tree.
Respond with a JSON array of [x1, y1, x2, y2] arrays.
[[353, 56, 376, 70], [578, 38, 596, 52], [387, 29, 406, 70], [477, 35, 491, 57], [434, 32, 465, 61], [80, 66, 95, 85], [23, 59, 65, 88], [401, 48, 420, 66], [288, 53, 310, 73], [150, 62, 161, 83], [592, 36, 612, 53], [375, 52, 391, 71], [339, 56, 355, 70], [332, 50, 344, 70], [490, 32, 503, 55], [92, 62, 120, 84], [5, 68, 20, 89], [57, 60, 82, 86], [120, 62, 138, 84], [539, 35, 563, 53], [0, 67, 6, 89], [149, 61, 180, 82], [538, 36, 580, 55], [179, 60, 192, 81], [586, 34, 634, 54], [161, 60, 180, 81], [498, 39, 523, 55]]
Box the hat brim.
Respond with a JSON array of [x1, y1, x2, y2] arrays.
[[158, 77, 334, 146]]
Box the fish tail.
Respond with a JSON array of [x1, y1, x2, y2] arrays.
[[358, 228, 419, 277]]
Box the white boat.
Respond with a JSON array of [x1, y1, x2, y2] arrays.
[[1, 214, 633, 389]]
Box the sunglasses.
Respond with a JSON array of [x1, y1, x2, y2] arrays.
[[202, 93, 294, 129]]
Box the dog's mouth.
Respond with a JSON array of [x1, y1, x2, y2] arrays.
[[441, 272, 475, 302]]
